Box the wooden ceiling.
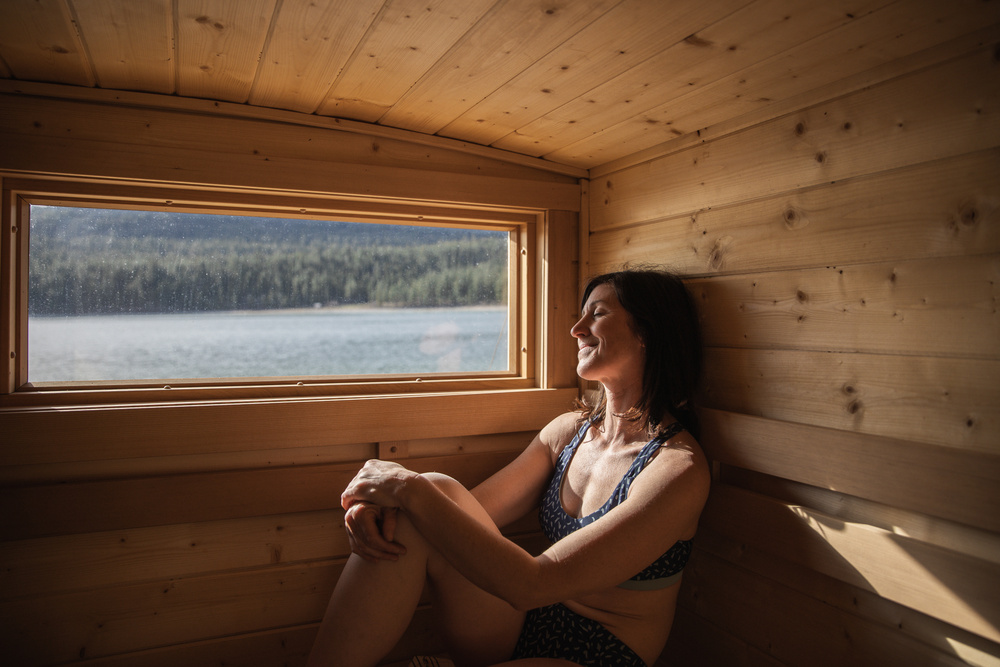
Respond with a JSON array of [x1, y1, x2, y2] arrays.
[[0, 0, 996, 172]]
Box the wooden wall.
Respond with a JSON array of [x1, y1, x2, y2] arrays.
[[587, 32, 1000, 667], [0, 91, 580, 665]]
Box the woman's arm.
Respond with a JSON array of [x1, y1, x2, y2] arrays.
[[340, 411, 575, 562], [471, 411, 580, 527], [342, 431, 710, 611]]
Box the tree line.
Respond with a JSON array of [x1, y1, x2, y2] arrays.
[[29, 207, 508, 315]]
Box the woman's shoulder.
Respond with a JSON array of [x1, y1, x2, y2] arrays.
[[537, 411, 587, 457], [647, 426, 711, 494]]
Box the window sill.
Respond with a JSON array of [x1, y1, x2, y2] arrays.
[[0, 386, 579, 474]]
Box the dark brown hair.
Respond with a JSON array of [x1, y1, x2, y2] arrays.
[[576, 269, 703, 439]]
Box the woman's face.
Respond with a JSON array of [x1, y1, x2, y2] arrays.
[[571, 283, 645, 384]]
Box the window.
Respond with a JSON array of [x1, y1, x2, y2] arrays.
[[2, 179, 538, 402]]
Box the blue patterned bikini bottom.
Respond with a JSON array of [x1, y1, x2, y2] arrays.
[[510, 602, 646, 666]]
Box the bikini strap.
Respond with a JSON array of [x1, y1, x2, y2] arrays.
[[617, 421, 686, 497]]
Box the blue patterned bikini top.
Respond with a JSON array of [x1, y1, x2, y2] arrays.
[[540, 420, 692, 590]]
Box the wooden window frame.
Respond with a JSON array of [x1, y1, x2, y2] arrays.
[[0, 176, 552, 407]]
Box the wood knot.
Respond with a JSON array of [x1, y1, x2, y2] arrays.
[[847, 400, 863, 415], [684, 34, 713, 48], [960, 205, 979, 226], [796, 290, 808, 303], [794, 122, 806, 136], [815, 151, 827, 164], [706, 236, 735, 271], [783, 206, 808, 229]]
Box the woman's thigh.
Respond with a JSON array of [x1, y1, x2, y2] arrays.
[[413, 473, 526, 666]]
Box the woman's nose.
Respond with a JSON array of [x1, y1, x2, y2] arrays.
[[570, 317, 587, 338]]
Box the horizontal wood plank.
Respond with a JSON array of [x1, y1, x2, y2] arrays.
[[0, 94, 571, 183], [0, 388, 576, 467], [1, 560, 339, 665], [699, 408, 1000, 532], [589, 45, 1000, 231], [589, 148, 1000, 276], [0, 130, 580, 211], [718, 466, 1000, 567], [77, 623, 318, 667], [702, 484, 1000, 642], [690, 531, 1000, 665], [700, 348, 1000, 452], [657, 605, 787, 667], [681, 547, 973, 667], [1, 529, 546, 663], [0, 80, 588, 178], [0, 509, 344, 600], [690, 253, 1000, 358], [0, 470, 542, 600], [0, 451, 518, 539], [65, 607, 444, 667]]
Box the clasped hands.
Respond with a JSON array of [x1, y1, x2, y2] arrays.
[[341, 459, 415, 564]]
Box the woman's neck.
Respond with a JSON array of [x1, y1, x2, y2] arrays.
[[599, 382, 645, 444]]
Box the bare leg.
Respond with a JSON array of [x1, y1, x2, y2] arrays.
[[307, 474, 524, 667]]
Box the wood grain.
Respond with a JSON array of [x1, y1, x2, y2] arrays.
[[700, 348, 1000, 452], [699, 408, 1000, 531]]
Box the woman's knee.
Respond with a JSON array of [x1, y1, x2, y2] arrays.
[[421, 472, 497, 528], [422, 472, 466, 500]]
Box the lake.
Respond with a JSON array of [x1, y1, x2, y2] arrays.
[[28, 306, 509, 382]]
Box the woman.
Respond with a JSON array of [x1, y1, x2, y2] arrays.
[[308, 269, 711, 667]]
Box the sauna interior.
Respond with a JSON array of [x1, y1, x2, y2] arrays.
[[1, 1, 997, 665]]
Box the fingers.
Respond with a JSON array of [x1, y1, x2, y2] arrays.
[[344, 503, 406, 563], [381, 506, 397, 543]]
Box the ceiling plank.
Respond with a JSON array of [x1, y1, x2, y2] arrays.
[[547, 0, 1000, 167], [436, 0, 751, 147], [316, 0, 497, 123], [176, 0, 277, 103], [0, 80, 587, 177], [249, 0, 384, 113], [493, 0, 895, 160], [0, 0, 94, 86], [70, 0, 174, 94], [377, 0, 624, 135]]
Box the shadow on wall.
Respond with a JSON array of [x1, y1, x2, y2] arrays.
[[656, 278, 999, 665]]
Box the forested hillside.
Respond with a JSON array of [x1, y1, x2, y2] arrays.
[[29, 206, 508, 315]]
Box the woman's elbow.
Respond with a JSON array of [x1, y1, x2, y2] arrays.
[[506, 589, 543, 613], [501, 564, 558, 612]]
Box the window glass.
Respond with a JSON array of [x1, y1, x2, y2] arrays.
[[28, 205, 510, 382]]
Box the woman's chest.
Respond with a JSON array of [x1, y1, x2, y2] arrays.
[[559, 444, 642, 518]]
